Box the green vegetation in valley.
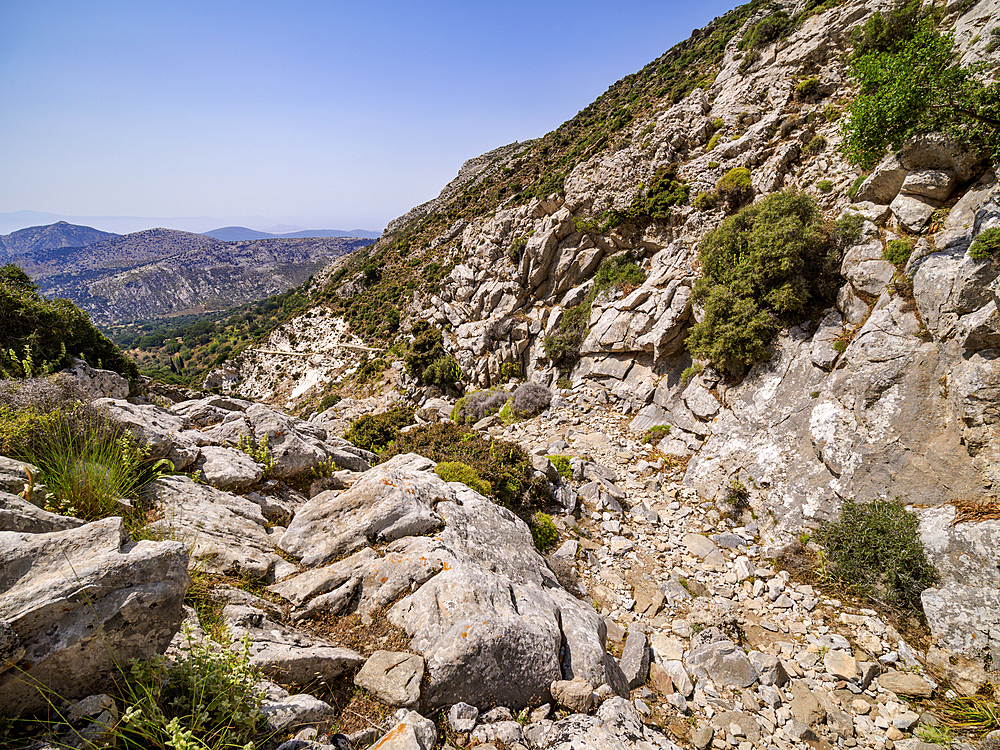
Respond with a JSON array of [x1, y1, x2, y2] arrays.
[[841, 0, 1000, 169], [1, 264, 138, 381], [686, 191, 849, 373]]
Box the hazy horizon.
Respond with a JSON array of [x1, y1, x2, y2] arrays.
[[2, 0, 739, 232]]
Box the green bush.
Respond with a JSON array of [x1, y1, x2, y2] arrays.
[[422, 354, 462, 386], [847, 174, 867, 201], [435, 461, 492, 496], [707, 133, 722, 151], [816, 497, 938, 612], [404, 320, 445, 384], [680, 362, 704, 386], [594, 253, 646, 293], [841, 1, 1000, 168], [740, 10, 795, 51], [383, 422, 536, 512], [530, 512, 559, 551], [716, 167, 754, 209], [795, 77, 821, 100], [708, 160, 720, 169], [499, 361, 522, 382], [548, 454, 572, 479], [452, 389, 509, 424], [970, 226, 1000, 260], [639, 164, 689, 219], [817, 179, 834, 192], [644, 425, 672, 444], [344, 406, 415, 453], [317, 392, 341, 412], [509, 235, 529, 264], [884, 238, 914, 265], [693, 191, 719, 211], [803, 135, 827, 155], [686, 191, 841, 373], [543, 297, 591, 366], [0, 264, 139, 381]]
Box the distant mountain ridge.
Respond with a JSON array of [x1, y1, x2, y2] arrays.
[[4, 222, 373, 325], [0, 221, 118, 261], [202, 226, 380, 241]]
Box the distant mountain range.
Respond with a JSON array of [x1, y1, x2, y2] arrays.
[[201, 226, 380, 241], [0, 210, 381, 237], [2, 221, 374, 325]]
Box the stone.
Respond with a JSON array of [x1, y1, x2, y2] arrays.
[[448, 702, 479, 733], [224, 604, 363, 685], [790, 682, 827, 727], [194, 445, 264, 491], [371, 711, 437, 750], [58, 359, 130, 400], [891, 193, 939, 233], [686, 640, 758, 688], [0, 517, 189, 715], [824, 649, 859, 681], [261, 693, 336, 733], [470, 721, 524, 747], [683, 533, 718, 559], [877, 670, 935, 698], [900, 169, 955, 202], [691, 725, 714, 750], [856, 154, 908, 204], [354, 651, 424, 708], [93, 399, 201, 471], [0, 490, 84, 534], [147, 475, 276, 577], [663, 659, 694, 697], [551, 678, 594, 712], [620, 630, 650, 689]]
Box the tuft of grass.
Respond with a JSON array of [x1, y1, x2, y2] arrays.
[[817, 179, 834, 193], [884, 238, 914, 266], [531, 512, 559, 551], [941, 695, 1000, 736], [970, 226, 1000, 260], [815, 497, 938, 613], [548, 455, 573, 480], [915, 723, 955, 747], [644, 425, 672, 444]]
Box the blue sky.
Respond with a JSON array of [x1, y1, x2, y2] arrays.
[[1, 0, 739, 232]]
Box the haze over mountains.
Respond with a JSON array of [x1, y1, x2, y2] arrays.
[[1, 221, 374, 325]]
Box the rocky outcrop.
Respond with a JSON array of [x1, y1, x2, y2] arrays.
[[0, 517, 189, 715]]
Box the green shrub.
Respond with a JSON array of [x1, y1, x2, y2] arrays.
[[452, 389, 509, 424], [693, 191, 719, 211], [530, 512, 559, 551], [383, 422, 536, 512], [435, 461, 492, 495], [509, 235, 529, 264], [740, 10, 795, 51], [680, 362, 704, 386], [803, 134, 827, 155], [594, 253, 646, 294], [847, 174, 867, 201], [0, 264, 139, 381], [548, 454, 572, 479], [823, 104, 842, 122], [355, 352, 387, 384], [970, 226, 1000, 260], [345, 406, 415, 453], [884, 238, 914, 265], [640, 164, 689, 218], [707, 133, 722, 151], [711, 117, 725, 130], [686, 191, 841, 373], [422, 354, 462, 386], [815, 496, 938, 612], [716, 167, 753, 209], [500, 361, 522, 382], [817, 179, 834, 192], [317, 392, 341, 412], [795, 77, 821, 100], [708, 161, 720, 169], [738, 49, 761, 75], [544, 294, 593, 367], [404, 320, 445, 384], [644, 425, 671, 444], [116, 633, 265, 749]]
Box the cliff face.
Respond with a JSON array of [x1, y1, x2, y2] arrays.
[[227, 0, 1000, 674]]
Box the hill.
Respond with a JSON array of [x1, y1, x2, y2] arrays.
[[202, 226, 380, 241], [0, 221, 118, 261]]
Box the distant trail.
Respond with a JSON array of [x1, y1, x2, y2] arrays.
[[255, 345, 383, 356]]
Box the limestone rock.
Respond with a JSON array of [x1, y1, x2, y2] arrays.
[[354, 651, 424, 708], [371, 711, 436, 750], [0, 490, 83, 534], [194, 445, 264, 491], [93, 398, 201, 470], [619, 630, 650, 689], [551, 678, 594, 713], [686, 640, 758, 688], [0, 517, 189, 715], [877, 669, 935, 697]]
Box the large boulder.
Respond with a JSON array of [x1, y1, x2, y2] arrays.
[[0, 490, 83, 534], [0, 517, 189, 716], [93, 399, 201, 471]]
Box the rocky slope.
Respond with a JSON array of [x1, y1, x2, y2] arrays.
[[13, 226, 374, 325], [211, 0, 1000, 701], [0, 221, 118, 260]]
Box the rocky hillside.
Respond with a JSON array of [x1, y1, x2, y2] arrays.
[[13, 226, 374, 325], [213, 0, 1000, 694], [0, 220, 118, 260]]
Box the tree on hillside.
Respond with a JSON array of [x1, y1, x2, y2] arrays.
[[840, 0, 1000, 169]]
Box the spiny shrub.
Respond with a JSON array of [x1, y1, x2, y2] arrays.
[[344, 407, 415, 453], [422, 354, 462, 387], [740, 10, 795, 51], [641, 164, 689, 218], [594, 252, 645, 294], [0, 264, 139, 380], [404, 320, 445, 384], [970, 226, 1000, 260], [693, 191, 719, 211], [817, 179, 834, 193], [686, 190, 842, 373], [543, 298, 591, 366], [510, 382, 552, 418], [815, 496, 937, 612], [383, 422, 536, 512], [452, 389, 509, 424], [435, 461, 492, 496], [803, 134, 827, 156], [716, 167, 753, 210], [531, 512, 559, 551], [548, 455, 572, 480]]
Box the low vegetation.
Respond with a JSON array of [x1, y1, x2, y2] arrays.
[[344, 407, 416, 454], [970, 227, 1000, 260], [530, 512, 558, 551], [644, 425, 671, 444], [686, 191, 845, 373], [716, 167, 753, 210], [435, 461, 492, 496], [548, 455, 572, 480], [815, 496, 938, 613], [1, 264, 138, 381]]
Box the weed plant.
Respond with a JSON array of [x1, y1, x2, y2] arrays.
[[644, 425, 672, 444], [548, 455, 573, 480]]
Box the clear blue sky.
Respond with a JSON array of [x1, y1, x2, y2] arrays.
[[1, 0, 739, 232]]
